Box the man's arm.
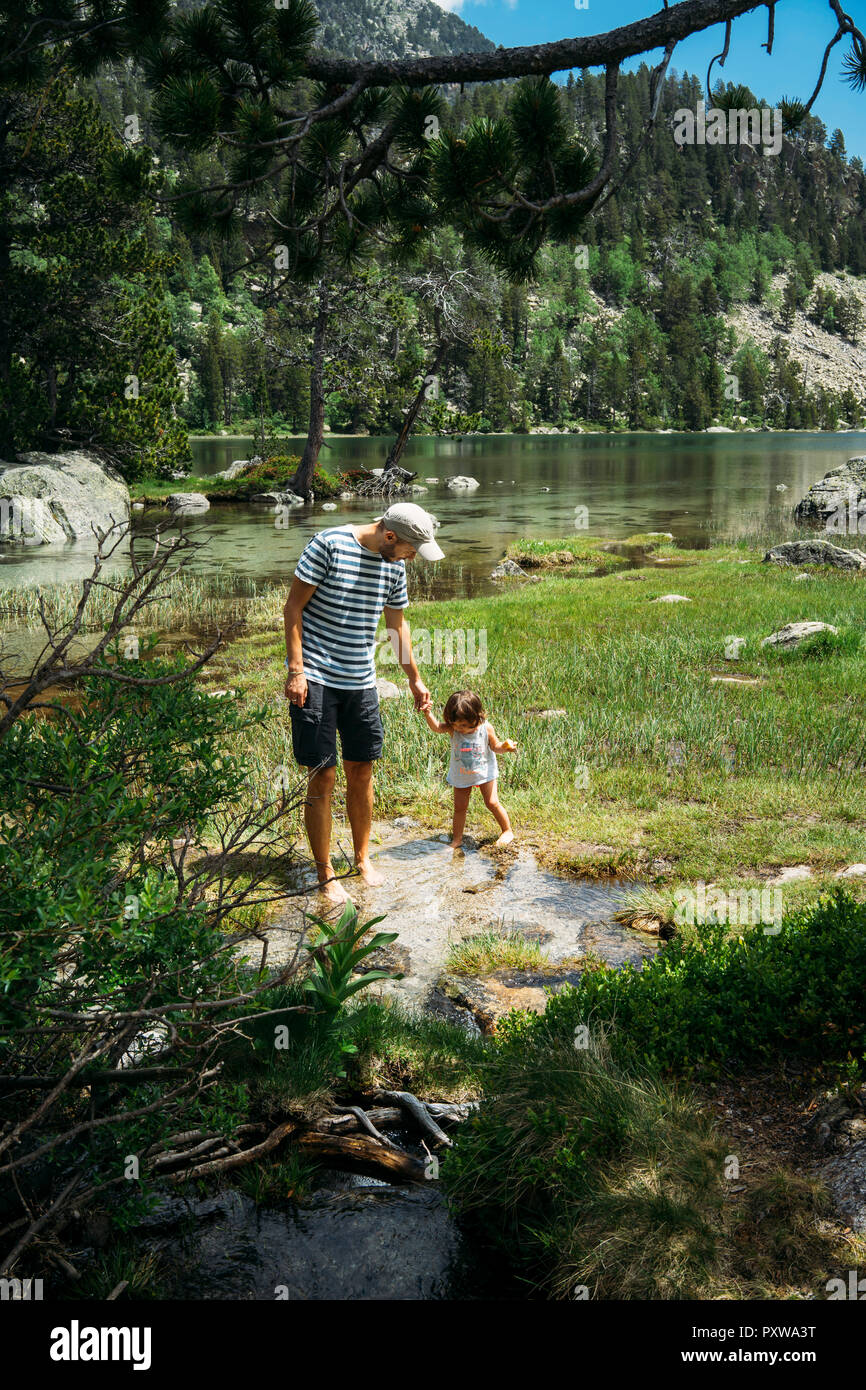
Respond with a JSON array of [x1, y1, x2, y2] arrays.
[[283, 576, 317, 704], [383, 606, 431, 711]]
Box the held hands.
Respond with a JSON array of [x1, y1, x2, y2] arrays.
[[409, 678, 432, 712]]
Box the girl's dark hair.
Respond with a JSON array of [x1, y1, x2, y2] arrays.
[[442, 689, 485, 730]]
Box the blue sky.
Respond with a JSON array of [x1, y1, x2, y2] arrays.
[[434, 0, 866, 159]]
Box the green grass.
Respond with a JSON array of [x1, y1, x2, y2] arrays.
[[7, 534, 866, 892], [446, 930, 545, 976]]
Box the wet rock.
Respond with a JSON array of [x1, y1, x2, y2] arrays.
[[490, 558, 528, 580], [147, 1186, 484, 1300], [761, 621, 839, 650], [167, 492, 210, 515], [793, 456, 866, 528], [764, 539, 866, 570], [446, 476, 480, 490], [250, 490, 304, 506], [322, 502, 337, 510], [438, 972, 549, 1034]]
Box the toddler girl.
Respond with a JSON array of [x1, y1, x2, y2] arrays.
[[421, 689, 517, 848]]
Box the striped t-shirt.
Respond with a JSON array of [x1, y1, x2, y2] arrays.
[[293, 525, 409, 689]]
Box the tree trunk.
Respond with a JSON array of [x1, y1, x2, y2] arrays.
[[385, 338, 448, 471], [290, 297, 329, 501]]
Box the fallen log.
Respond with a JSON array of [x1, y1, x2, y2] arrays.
[[294, 1131, 428, 1184]]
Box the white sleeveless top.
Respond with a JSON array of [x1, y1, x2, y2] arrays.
[[448, 721, 498, 787]]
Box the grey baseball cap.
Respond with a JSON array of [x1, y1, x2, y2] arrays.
[[375, 502, 444, 561]]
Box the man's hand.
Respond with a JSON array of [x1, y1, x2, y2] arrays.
[[285, 672, 308, 707], [408, 676, 431, 712]]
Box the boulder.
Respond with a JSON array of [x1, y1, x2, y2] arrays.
[[490, 558, 527, 580], [375, 678, 403, 700], [446, 476, 480, 490], [820, 1140, 866, 1233], [794, 455, 866, 529], [763, 539, 866, 570], [167, 492, 210, 514], [761, 621, 839, 650], [321, 502, 337, 511], [0, 450, 130, 545], [214, 456, 261, 481]]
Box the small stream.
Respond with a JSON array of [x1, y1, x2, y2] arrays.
[[129, 825, 652, 1301]]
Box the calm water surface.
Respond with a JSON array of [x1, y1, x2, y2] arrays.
[[1, 431, 862, 598]]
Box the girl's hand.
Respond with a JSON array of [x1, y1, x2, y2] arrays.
[[502, 739, 518, 752]]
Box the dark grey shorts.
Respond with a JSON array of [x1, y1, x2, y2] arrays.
[[290, 680, 384, 768]]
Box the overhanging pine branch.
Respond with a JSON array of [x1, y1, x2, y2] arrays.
[[303, 0, 769, 87]]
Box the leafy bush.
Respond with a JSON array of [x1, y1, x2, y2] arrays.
[[529, 891, 866, 1076], [208, 455, 345, 499]]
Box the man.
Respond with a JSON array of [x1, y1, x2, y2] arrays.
[[283, 502, 444, 905]]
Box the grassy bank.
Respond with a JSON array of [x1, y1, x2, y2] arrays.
[[201, 533, 866, 913]]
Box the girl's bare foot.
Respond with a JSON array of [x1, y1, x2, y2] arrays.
[[318, 875, 350, 905], [356, 857, 385, 886], [495, 830, 515, 847]]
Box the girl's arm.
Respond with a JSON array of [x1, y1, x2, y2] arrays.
[[486, 721, 518, 753], [421, 708, 449, 733]]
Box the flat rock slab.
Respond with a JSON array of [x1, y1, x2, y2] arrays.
[[0, 450, 129, 545], [254, 823, 653, 1009]]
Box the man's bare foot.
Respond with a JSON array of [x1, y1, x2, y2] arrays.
[[495, 830, 515, 847], [450, 838, 463, 849], [318, 875, 350, 905], [355, 857, 385, 887]]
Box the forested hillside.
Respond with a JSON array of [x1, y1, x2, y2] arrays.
[[6, 0, 866, 477]]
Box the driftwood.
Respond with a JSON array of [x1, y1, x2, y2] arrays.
[[372, 1090, 453, 1147], [148, 1092, 474, 1186], [294, 1131, 427, 1184]]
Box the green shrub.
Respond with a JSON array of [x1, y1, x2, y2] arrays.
[[529, 891, 866, 1076]]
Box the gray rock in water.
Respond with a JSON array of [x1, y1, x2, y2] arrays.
[[446, 475, 480, 490], [490, 558, 527, 580], [250, 490, 304, 506], [763, 539, 866, 570], [0, 450, 130, 545], [375, 678, 403, 700], [794, 456, 866, 529], [761, 621, 839, 650], [167, 492, 210, 514]]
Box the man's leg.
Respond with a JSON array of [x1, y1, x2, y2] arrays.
[[304, 764, 350, 904], [339, 685, 385, 887], [344, 759, 383, 886]]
